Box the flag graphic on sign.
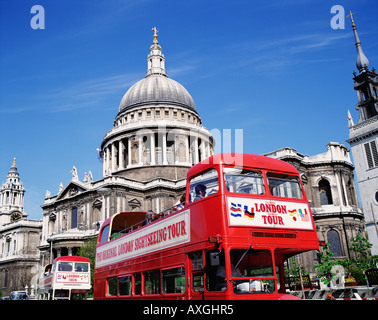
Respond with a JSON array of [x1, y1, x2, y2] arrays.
[[230, 202, 242, 217], [243, 208, 255, 220]]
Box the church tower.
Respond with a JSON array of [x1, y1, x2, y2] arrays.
[[0, 158, 27, 225], [347, 13, 378, 255]]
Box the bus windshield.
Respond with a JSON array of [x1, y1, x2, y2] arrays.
[[267, 172, 302, 199], [230, 249, 275, 294], [224, 167, 264, 195], [58, 261, 89, 272]]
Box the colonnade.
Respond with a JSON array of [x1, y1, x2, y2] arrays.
[[102, 131, 212, 176], [0, 190, 24, 208]]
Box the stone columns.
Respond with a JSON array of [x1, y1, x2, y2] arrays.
[[162, 132, 167, 165], [150, 133, 156, 165], [119, 140, 125, 170]]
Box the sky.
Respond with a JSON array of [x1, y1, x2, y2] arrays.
[[0, 0, 377, 220]]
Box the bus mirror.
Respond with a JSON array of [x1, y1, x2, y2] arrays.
[[208, 235, 222, 244], [209, 252, 220, 266]]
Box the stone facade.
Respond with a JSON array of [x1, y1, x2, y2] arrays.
[[265, 142, 365, 273]]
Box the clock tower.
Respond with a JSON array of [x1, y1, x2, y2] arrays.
[[0, 158, 27, 225]]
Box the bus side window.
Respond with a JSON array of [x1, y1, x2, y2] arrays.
[[134, 273, 141, 295], [119, 276, 132, 296], [99, 225, 110, 244], [189, 169, 219, 203], [162, 267, 186, 294]]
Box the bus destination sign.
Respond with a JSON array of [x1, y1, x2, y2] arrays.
[[227, 197, 314, 230], [95, 210, 190, 269]]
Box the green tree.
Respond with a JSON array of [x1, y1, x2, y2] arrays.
[[349, 235, 378, 271], [314, 242, 337, 285], [338, 235, 378, 285], [285, 257, 308, 278], [77, 236, 97, 293]]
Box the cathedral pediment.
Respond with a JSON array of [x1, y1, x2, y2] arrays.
[[56, 181, 88, 200]]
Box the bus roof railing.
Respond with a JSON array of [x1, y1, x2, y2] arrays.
[[110, 202, 185, 241]]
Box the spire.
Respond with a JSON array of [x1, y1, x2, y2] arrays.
[[348, 110, 355, 128], [347, 12, 369, 73], [146, 27, 167, 77]]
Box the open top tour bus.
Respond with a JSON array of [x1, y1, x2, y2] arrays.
[[94, 153, 319, 300], [39, 255, 91, 300]]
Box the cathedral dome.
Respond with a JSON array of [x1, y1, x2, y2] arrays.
[[118, 75, 196, 113], [118, 27, 197, 115]]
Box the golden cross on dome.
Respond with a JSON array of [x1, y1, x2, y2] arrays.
[[152, 26, 159, 44], [346, 11, 356, 27]]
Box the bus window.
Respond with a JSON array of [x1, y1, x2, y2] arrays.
[[189, 169, 219, 203], [134, 273, 141, 295], [144, 270, 160, 295], [267, 173, 303, 199], [59, 262, 73, 272], [99, 225, 110, 244], [119, 276, 132, 296], [75, 262, 88, 272], [107, 277, 117, 296], [224, 167, 264, 195], [230, 249, 275, 294], [162, 267, 186, 294]]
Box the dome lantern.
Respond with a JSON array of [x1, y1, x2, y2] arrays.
[[146, 27, 167, 78]]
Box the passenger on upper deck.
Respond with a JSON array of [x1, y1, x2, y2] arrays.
[[194, 184, 207, 201], [174, 194, 185, 210], [142, 210, 156, 225]]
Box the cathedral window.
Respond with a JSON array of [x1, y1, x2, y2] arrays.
[[4, 269, 8, 287], [319, 179, 333, 205], [327, 229, 343, 257], [364, 140, 378, 169], [71, 207, 78, 229]]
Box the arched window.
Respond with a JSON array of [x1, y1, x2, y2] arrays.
[[327, 229, 343, 257], [319, 179, 333, 205]]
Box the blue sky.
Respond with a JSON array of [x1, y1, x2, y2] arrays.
[[1, 0, 377, 220]]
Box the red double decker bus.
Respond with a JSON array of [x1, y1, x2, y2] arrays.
[[94, 153, 318, 300], [39, 256, 91, 300]]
